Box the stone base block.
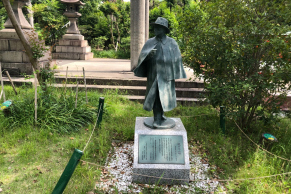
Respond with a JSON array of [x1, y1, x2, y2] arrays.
[[0, 51, 29, 63], [0, 29, 37, 39], [0, 49, 50, 63], [132, 117, 190, 185], [52, 52, 93, 60], [56, 46, 91, 53], [0, 39, 25, 51], [62, 34, 84, 40], [58, 39, 88, 47], [1, 60, 50, 75]]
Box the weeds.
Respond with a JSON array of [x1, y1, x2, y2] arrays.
[[1, 85, 99, 132]]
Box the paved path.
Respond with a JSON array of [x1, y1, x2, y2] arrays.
[[54, 58, 200, 82]]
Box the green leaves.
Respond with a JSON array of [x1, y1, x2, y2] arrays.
[[179, 0, 291, 129], [0, 2, 7, 30], [32, 0, 66, 45]]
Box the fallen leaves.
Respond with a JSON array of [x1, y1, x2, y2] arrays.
[[102, 169, 108, 175], [100, 178, 109, 182]]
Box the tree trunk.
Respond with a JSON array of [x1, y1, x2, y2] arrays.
[[114, 21, 120, 51], [2, 0, 41, 83], [109, 15, 115, 47]]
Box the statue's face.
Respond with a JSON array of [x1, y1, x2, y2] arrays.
[[154, 25, 166, 36]]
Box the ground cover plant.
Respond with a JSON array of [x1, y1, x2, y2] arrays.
[[0, 85, 290, 193]]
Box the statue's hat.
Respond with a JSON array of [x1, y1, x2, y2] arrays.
[[151, 17, 170, 34]]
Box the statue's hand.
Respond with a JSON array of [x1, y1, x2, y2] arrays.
[[146, 49, 157, 60]]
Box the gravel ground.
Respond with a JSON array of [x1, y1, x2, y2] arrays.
[[95, 142, 225, 193]]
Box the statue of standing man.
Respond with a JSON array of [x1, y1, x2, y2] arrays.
[[134, 17, 186, 129]]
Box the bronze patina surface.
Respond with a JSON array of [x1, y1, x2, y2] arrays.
[[134, 17, 186, 129]]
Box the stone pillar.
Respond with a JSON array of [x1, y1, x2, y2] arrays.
[[145, 0, 149, 41], [130, 0, 145, 71]]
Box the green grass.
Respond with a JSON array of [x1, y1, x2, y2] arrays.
[[92, 49, 130, 59], [0, 85, 291, 193]]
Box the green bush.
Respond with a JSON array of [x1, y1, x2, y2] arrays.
[[119, 36, 130, 52], [91, 36, 107, 50], [179, 0, 291, 129]]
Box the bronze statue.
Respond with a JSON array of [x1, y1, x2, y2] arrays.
[[134, 17, 186, 129]]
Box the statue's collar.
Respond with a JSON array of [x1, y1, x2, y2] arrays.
[[155, 35, 167, 45]]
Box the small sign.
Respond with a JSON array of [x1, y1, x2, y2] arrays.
[[138, 135, 184, 164]]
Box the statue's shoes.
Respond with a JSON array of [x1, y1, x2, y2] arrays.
[[162, 115, 167, 121], [153, 120, 162, 128]]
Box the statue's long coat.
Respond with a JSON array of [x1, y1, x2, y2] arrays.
[[134, 36, 186, 112]]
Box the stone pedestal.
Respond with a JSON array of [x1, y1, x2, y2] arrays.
[[132, 117, 190, 185], [0, 0, 51, 75], [52, 34, 93, 60]]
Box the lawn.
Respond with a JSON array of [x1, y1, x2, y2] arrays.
[[0, 85, 290, 193]]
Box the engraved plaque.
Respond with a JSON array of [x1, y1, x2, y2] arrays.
[[138, 135, 185, 164]]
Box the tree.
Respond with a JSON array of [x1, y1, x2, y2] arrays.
[[78, 0, 109, 45], [32, 0, 67, 46], [149, 1, 179, 39], [79, 0, 129, 50], [164, 0, 177, 11], [99, 2, 119, 48], [179, 0, 291, 129]]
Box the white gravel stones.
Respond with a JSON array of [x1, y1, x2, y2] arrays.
[[95, 142, 225, 193]]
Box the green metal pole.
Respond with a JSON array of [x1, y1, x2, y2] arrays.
[[97, 97, 104, 127], [220, 106, 226, 135], [52, 149, 83, 194]]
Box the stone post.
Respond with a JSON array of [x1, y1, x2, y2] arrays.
[[145, 0, 149, 41], [130, 0, 145, 71]]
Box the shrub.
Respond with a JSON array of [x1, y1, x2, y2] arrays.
[[91, 36, 107, 50]]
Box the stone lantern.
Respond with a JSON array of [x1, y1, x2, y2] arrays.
[[0, 0, 50, 75], [61, 0, 85, 34], [4, 0, 32, 29], [53, 0, 93, 60]]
